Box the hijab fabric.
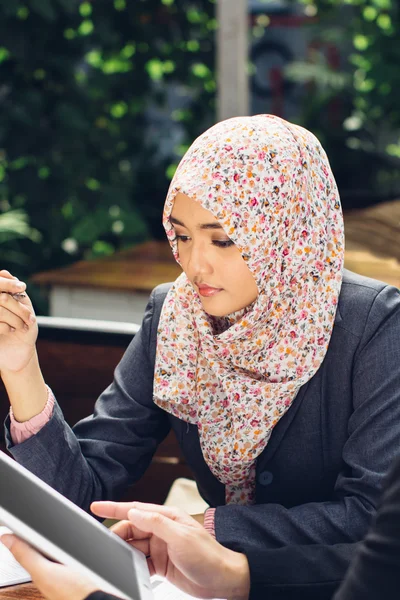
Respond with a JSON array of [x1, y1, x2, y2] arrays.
[[154, 115, 344, 504]]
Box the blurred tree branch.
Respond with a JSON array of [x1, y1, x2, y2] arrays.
[[0, 0, 216, 279]]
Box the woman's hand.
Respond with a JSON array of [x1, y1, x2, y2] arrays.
[[0, 534, 98, 600], [0, 270, 38, 374], [92, 501, 250, 600]]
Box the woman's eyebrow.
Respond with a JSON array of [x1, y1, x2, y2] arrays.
[[170, 216, 224, 230]]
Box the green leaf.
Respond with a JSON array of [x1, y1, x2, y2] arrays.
[[191, 63, 211, 78], [110, 102, 128, 118], [79, 2, 92, 17], [38, 166, 51, 179], [0, 47, 10, 63], [72, 212, 108, 244], [362, 6, 377, 21], [78, 20, 94, 36], [146, 59, 164, 80], [64, 28, 76, 39], [386, 144, 400, 158], [353, 34, 369, 51], [187, 40, 200, 52], [376, 13, 392, 30], [0, 210, 41, 242], [166, 163, 178, 179], [371, 0, 391, 9], [163, 60, 175, 74], [121, 43, 136, 59], [91, 240, 115, 257], [85, 178, 101, 191], [114, 0, 126, 11], [16, 6, 29, 19], [85, 50, 103, 68]]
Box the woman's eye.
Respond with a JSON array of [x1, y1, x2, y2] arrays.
[[176, 234, 190, 243], [212, 239, 234, 248]]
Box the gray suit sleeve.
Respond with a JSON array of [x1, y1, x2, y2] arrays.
[[333, 453, 400, 600], [4, 288, 170, 512], [214, 285, 400, 593]]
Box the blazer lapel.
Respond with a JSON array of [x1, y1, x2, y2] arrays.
[[258, 380, 310, 465]]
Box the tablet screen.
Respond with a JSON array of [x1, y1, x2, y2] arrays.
[[0, 451, 152, 600]]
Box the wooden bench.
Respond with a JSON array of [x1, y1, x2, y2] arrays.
[[0, 316, 193, 505]]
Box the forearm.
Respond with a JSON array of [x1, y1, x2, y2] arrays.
[[213, 497, 372, 592], [245, 542, 356, 600], [1, 349, 48, 422], [217, 502, 360, 598], [216, 497, 371, 549], [5, 401, 106, 510]]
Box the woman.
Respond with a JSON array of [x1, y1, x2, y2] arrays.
[[1, 115, 400, 598]]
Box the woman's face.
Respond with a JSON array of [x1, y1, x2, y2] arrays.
[[170, 193, 258, 316]]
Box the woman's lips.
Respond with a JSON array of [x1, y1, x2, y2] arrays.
[[197, 285, 222, 297]]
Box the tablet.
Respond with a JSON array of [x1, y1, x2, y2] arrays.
[[0, 450, 153, 600]]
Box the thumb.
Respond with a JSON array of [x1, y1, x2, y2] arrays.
[[1, 535, 50, 576]]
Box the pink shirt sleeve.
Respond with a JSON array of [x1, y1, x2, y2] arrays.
[[204, 507, 216, 538], [10, 386, 55, 445]]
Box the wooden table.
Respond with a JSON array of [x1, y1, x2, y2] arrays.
[[0, 584, 42, 599]]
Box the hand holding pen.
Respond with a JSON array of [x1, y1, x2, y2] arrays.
[[0, 269, 38, 374]]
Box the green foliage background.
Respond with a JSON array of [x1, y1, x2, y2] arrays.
[[1, 0, 399, 306], [0, 0, 216, 286], [286, 0, 400, 208]]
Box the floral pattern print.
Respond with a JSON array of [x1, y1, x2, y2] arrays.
[[154, 115, 344, 505]]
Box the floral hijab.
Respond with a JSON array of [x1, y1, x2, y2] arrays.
[[154, 115, 344, 504]]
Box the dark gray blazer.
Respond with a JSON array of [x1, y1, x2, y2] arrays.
[[5, 269, 400, 599]]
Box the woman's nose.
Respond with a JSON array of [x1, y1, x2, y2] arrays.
[[186, 242, 213, 277]]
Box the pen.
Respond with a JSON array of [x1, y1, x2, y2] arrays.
[[5, 292, 27, 300]]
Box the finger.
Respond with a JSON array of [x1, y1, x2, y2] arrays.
[[1, 535, 52, 578], [92, 501, 197, 528], [126, 539, 150, 556], [0, 300, 31, 332], [147, 557, 156, 577], [0, 275, 26, 294], [91, 501, 137, 520], [128, 502, 200, 528], [110, 519, 150, 541], [110, 520, 134, 539], [148, 536, 169, 578], [0, 304, 28, 332], [0, 293, 35, 328], [127, 508, 189, 545], [0, 322, 15, 334], [0, 270, 18, 280]]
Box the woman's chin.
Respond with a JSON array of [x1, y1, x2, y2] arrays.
[[199, 296, 228, 317], [200, 295, 246, 318]]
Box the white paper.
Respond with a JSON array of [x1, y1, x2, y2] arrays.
[[0, 526, 31, 587]]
